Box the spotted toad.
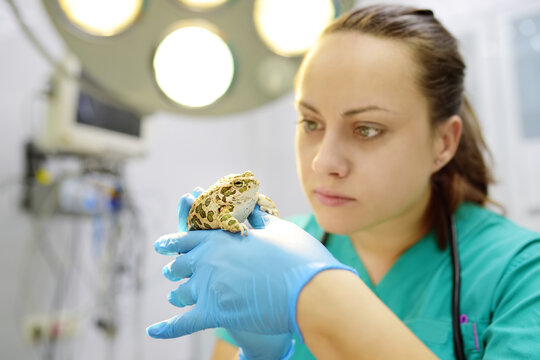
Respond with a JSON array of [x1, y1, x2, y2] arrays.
[[187, 171, 279, 236]]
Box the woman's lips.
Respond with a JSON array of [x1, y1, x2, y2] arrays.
[[313, 188, 356, 207]]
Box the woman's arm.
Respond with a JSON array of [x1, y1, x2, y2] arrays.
[[148, 206, 434, 358], [211, 338, 239, 360], [211, 270, 437, 360], [298, 270, 438, 359]]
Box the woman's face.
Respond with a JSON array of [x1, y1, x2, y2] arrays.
[[295, 32, 439, 236]]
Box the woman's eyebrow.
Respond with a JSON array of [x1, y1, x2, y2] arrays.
[[296, 101, 319, 114], [342, 105, 391, 117], [296, 101, 391, 116]]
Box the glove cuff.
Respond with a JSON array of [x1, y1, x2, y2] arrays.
[[280, 339, 295, 360], [289, 264, 359, 343], [238, 339, 295, 360]]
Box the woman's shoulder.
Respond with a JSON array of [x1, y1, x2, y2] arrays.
[[456, 202, 540, 291], [456, 203, 540, 358], [456, 202, 540, 250]]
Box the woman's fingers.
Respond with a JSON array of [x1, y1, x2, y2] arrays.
[[154, 231, 207, 255], [177, 192, 195, 232], [247, 205, 275, 229], [146, 307, 208, 338], [177, 187, 204, 231], [162, 254, 195, 281], [168, 277, 197, 307]]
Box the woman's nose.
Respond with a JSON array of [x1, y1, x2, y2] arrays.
[[312, 134, 350, 178]]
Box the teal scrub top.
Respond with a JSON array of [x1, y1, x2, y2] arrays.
[[215, 203, 540, 359]]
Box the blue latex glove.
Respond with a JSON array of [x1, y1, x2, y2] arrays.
[[147, 190, 357, 343], [174, 188, 295, 360], [176, 187, 204, 233], [230, 330, 295, 360]]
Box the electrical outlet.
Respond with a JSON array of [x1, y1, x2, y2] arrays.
[[23, 312, 78, 343]]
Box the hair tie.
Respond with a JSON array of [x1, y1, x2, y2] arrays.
[[414, 9, 434, 17]]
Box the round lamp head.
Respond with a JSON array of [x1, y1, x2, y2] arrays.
[[58, 0, 144, 36], [254, 0, 336, 57], [153, 23, 235, 108]]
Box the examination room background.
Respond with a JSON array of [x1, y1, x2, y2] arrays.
[[1, 0, 539, 359]]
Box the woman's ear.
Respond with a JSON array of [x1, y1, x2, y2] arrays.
[[432, 115, 463, 172]]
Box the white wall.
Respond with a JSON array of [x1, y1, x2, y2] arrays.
[[1, 0, 539, 359]]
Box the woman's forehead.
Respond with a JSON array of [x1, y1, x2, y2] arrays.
[[298, 32, 417, 84], [295, 32, 423, 112]]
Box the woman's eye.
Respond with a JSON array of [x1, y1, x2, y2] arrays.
[[300, 119, 321, 132], [355, 125, 381, 139]]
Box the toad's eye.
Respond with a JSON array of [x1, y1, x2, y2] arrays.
[[355, 125, 382, 139], [234, 180, 243, 188]]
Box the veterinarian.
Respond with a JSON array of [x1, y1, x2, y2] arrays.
[[147, 5, 540, 359]]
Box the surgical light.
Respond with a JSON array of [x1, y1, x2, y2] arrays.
[[178, 0, 229, 10], [38, 0, 354, 115], [254, 0, 336, 57], [153, 24, 235, 108], [58, 0, 143, 36]]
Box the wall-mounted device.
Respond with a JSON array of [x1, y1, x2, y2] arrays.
[[37, 54, 147, 159]]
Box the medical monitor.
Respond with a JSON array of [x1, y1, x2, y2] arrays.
[[37, 55, 147, 159]]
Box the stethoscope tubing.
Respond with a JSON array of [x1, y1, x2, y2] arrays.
[[449, 215, 466, 360]]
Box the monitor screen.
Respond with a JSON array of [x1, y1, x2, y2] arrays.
[[37, 54, 147, 159], [77, 91, 142, 137]]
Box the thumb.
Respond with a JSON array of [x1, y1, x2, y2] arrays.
[[146, 308, 208, 339], [247, 205, 275, 229], [177, 187, 204, 232]]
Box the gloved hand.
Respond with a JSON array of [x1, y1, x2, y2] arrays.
[[229, 330, 295, 360], [176, 187, 203, 232], [146, 189, 357, 345], [175, 188, 296, 360]]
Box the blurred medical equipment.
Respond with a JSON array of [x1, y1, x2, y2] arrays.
[[7, 0, 354, 116], [36, 53, 147, 159], [18, 139, 146, 360], [7, 7, 149, 355]]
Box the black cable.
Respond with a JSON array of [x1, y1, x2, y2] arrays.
[[449, 215, 466, 360], [44, 218, 81, 360]]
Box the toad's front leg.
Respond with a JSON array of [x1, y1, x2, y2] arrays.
[[218, 205, 249, 236], [257, 194, 280, 217]]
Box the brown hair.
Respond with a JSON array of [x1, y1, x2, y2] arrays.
[[323, 4, 495, 248]]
